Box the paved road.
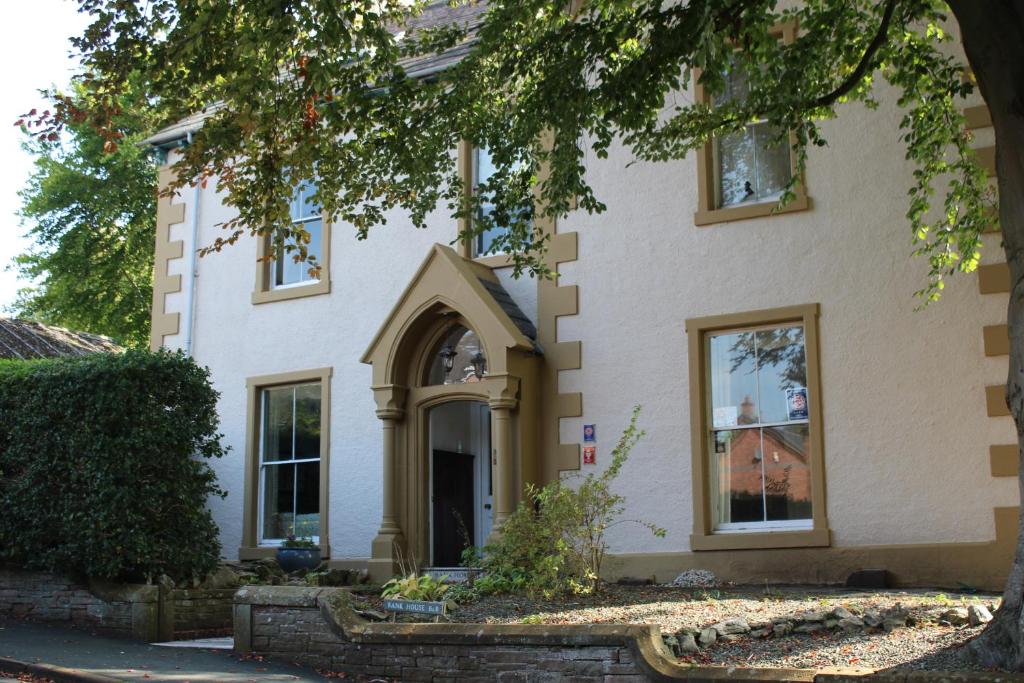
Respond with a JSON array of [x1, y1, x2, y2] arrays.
[[0, 620, 328, 682]]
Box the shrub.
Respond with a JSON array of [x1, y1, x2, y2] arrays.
[[476, 406, 665, 597], [381, 573, 450, 601], [0, 349, 226, 583]]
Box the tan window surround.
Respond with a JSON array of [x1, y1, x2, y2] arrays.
[[693, 21, 811, 227], [240, 367, 333, 560], [252, 219, 332, 304], [686, 303, 829, 551]]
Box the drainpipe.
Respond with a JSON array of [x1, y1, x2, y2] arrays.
[[181, 131, 201, 357]]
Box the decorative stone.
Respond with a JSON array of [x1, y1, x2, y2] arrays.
[[669, 569, 719, 588], [968, 604, 993, 626], [829, 606, 855, 621], [794, 622, 824, 634], [838, 616, 864, 631], [711, 617, 750, 635], [938, 608, 969, 626], [749, 628, 773, 638], [677, 633, 700, 654], [698, 627, 718, 646], [662, 635, 679, 654], [773, 621, 793, 637], [795, 610, 828, 623], [880, 605, 909, 632], [862, 610, 883, 628]]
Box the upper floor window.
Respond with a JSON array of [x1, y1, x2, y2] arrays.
[[713, 68, 792, 209], [252, 180, 331, 304], [693, 22, 809, 226], [274, 181, 323, 289], [473, 146, 505, 257]]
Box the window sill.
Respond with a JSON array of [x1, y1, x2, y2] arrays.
[[251, 279, 330, 305], [690, 526, 830, 551], [238, 544, 330, 560], [694, 194, 811, 227]]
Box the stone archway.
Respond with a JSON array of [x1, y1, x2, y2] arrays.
[[361, 245, 541, 580]]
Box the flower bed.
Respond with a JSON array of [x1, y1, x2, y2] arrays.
[[352, 585, 1004, 672]]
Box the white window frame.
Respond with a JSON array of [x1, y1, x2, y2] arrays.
[[257, 381, 322, 545], [706, 321, 812, 534]]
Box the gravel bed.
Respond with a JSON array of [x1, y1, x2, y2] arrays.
[[442, 585, 1004, 672]]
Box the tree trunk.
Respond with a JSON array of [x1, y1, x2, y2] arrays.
[[948, 0, 1024, 670]]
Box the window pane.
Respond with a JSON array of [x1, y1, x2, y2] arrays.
[[263, 387, 294, 462], [717, 129, 756, 208], [762, 424, 812, 522], [262, 462, 295, 540], [294, 383, 321, 459], [752, 122, 792, 201], [427, 325, 486, 385], [709, 331, 759, 428], [710, 429, 765, 525], [291, 181, 320, 221], [294, 461, 320, 538], [754, 326, 807, 424]]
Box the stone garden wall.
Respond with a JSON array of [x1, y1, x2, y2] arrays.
[[235, 587, 1024, 683], [0, 566, 234, 641]]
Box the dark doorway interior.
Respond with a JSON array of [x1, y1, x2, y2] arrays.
[[431, 449, 475, 567]]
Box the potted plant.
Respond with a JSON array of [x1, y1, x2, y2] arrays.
[[276, 533, 321, 573]]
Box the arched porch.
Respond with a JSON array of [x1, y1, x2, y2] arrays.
[[361, 245, 541, 580]]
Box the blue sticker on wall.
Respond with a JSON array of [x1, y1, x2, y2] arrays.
[[583, 424, 596, 442]]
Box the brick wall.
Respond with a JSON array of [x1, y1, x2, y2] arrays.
[[167, 588, 235, 639]]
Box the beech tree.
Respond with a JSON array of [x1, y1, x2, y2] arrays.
[[33, 0, 1023, 667]]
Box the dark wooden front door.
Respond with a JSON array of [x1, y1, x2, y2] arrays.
[[432, 450, 475, 567]]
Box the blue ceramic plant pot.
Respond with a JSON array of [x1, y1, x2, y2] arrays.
[[276, 547, 321, 573]]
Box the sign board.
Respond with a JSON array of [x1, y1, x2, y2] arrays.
[[786, 387, 808, 421], [423, 568, 479, 583], [583, 446, 596, 465], [583, 424, 596, 442], [383, 598, 447, 616]]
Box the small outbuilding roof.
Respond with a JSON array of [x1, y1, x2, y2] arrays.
[[0, 317, 122, 360]]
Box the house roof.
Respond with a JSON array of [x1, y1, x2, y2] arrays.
[[0, 317, 122, 360], [143, 1, 487, 149]]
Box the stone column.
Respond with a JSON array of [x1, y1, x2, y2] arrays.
[[369, 386, 406, 582], [489, 397, 517, 531]]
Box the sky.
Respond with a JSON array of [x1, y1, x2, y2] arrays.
[[0, 1, 90, 311]]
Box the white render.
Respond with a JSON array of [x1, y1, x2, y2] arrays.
[[154, 75, 1016, 568]]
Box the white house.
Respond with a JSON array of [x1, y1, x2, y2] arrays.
[[144, 3, 1017, 588]]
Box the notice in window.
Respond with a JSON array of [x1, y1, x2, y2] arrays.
[[786, 387, 808, 421], [713, 405, 738, 429]]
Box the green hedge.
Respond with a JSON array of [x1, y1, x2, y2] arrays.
[[0, 350, 226, 583]]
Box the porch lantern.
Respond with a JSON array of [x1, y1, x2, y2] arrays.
[[471, 351, 487, 379], [439, 344, 457, 375]]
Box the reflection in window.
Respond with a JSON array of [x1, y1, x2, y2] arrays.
[[707, 325, 810, 530], [260, 383, 321, 541], [472, 147, 530, 257], [427, 325, 487, 385], [713, 65, 792, 208], [274, 180, 322, 288]]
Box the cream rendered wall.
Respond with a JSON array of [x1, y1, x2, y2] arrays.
[[556, 78, 1017, 555], [171, 64, 1017, 562]]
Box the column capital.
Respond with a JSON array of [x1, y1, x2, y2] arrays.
[[372, 384, 407, 420], [484, 374, 520, 411]]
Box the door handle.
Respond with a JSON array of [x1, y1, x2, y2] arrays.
[[483, 504, 492, 510]]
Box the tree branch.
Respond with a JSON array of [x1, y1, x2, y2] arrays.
[[811, 0, 899, 108]]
